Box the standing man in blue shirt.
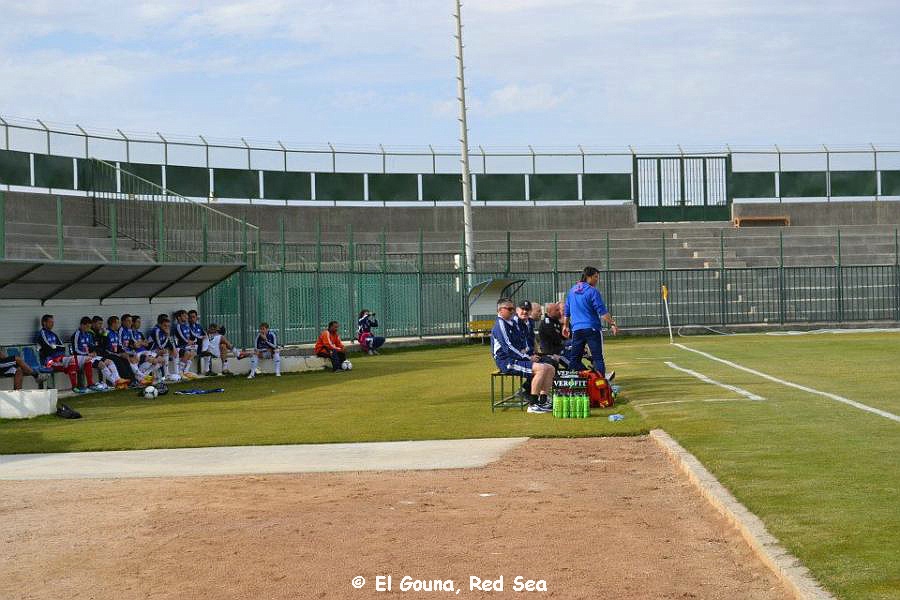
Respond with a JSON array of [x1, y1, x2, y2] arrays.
[[562, 266, 618, 378]]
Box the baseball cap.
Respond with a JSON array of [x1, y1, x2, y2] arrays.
[[517, 300, 532, 311]]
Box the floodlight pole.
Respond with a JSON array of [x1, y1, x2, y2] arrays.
[[454, 0, 476, 284]]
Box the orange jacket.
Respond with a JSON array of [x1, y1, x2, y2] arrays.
[[314, 330, 344, 354]]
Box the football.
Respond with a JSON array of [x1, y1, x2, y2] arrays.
[[143, 385, 159, 399], [341, 360, 353, 371]]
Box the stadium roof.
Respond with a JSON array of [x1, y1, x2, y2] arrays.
[[0, 260, 242, 303]]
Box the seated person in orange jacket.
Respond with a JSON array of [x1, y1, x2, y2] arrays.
[[314, 321, 347, 373]]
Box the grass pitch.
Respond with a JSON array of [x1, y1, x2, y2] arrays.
[[2, 332, 899, 599]]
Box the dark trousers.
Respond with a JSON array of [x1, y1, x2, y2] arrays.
[[318, 350, 346, 371], [564, 328, 605, 374], [103, 352, 133, 380]]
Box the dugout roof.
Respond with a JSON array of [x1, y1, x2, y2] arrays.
[[0, 260, 242, 303]]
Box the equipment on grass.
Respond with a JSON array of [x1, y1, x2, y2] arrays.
[[55, 403, 82, 419], [579, 369, 615, 408], [551, 371, 592, 419], [341, 360, 353, 371], [155, 382, 169, 395], [142, 386, 158, 399], [174, 388, 225, 395]]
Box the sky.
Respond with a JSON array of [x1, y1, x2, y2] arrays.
[[1, 0, 899, 152]]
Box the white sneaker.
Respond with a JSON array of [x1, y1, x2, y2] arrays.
[[275, 373, 281, 377], [526, 404, 551, 413], [246, 372, 255, 379]]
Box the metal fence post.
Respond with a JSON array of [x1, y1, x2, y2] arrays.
[[895, 228, 899, 322], [254, 228, 260, 270], [157, 204, 165, 262], [720, 229, 727, 327], [315, 219, 322, 272], [56, 196, 64, 260], [110, 202, 118, 262], [280, 269, 287, 342], [202, 210, 208, 263], [0, 190, 5, 260], [779, 230, 786, 324], [238, 269, 247, 347], [552, 233, 559, 294], [348, 223, 355, 272], [837, 228, 843, 322], [661, 231, 667, 272], [417, 228, 424, 337], [347, 224, 355, 335], [241, 220, 248, 265], [505, 231, 511, 275], [380, 229, 388, 331], [460, 231, 467, 335], [605, 232, 611, 272]]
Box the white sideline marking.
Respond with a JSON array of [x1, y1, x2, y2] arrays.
[[635, 398, 750, 407], [665, 361, 765, 401], [675, 343, 900, 424]]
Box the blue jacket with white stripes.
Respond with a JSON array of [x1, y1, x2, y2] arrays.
[[491, 316, 531, 365], [513, 316, 535, 355], [256, 331, 278, 350]]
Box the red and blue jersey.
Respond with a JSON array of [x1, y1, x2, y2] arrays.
[[131, 328, 147, 349], [71, 330, 95, 357], [357, 315, 378, 335], [36, 328, 66, 362], [120, 327, 134, 353], [106, 328, 122, 353]]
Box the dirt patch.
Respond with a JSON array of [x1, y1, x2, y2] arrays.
[[1, 437, 790, 599]]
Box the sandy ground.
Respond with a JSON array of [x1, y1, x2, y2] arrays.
[[0, 437, 790, 600]]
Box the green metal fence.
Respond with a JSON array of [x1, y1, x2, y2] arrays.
[[87, 159, 258, 265], [200, 264, 900, 347]]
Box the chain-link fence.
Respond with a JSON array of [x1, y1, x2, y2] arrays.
[[200, 265, 900, 347]]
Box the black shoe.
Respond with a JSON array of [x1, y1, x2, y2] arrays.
[[538, 394, 550, 408]]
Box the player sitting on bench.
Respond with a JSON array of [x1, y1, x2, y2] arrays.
[[0, 348, 48, 390], [37, 314, 84, 392], [248, 322, 281, 379], [199, 324, 250, 376]]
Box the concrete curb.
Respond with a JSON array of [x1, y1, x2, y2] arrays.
[[649, 429, 835, 600]]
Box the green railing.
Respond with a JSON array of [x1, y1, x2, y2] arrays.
[[200, 264, 900, 347], [87, 159, 258, 265], [5, 116, 900, 206]]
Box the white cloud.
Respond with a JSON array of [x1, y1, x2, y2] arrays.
[[480, 83, 573, 116]]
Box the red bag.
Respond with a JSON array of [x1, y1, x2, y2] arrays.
[[579, 370, 614, 408]]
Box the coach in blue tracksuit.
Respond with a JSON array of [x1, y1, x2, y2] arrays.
[[491, 297, 554, 413], [562, 266, 618, 377]]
